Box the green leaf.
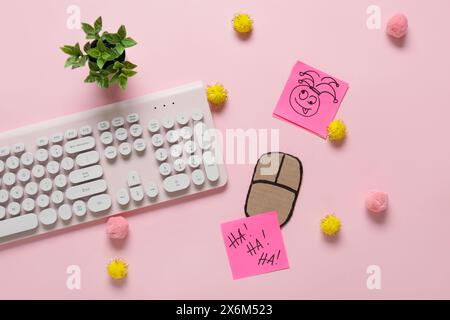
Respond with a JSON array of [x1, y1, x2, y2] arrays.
[[87, 48, 100, 58], [111, 72, 120, 84], [114, 43, 125, 55], [84, 73, 97, 83], [60, 45, 75, 55], [101, 52, 111, 60], [123, 61, 137, 69], [83, 42, 92, 54], [121, 69, 137, 77], [64, 56, 77, 68], [74, 43, 83, 56], [94, 17, 102, 33], [121, 37, 137, 48], [104, 32, 121, 44], [81, 23, 95, 36], [118, 74, 128, 90], [97, 57, 106, 69], [88, 61, 100, 71], [96, 39, 106, 52], [118, 25, 127, 39], [113, 61, 124, 70]]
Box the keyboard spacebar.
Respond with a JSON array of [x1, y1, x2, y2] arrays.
[[0, 214, 39, 239]]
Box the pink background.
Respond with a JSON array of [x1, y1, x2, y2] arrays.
[[0, 0, 449, 299]]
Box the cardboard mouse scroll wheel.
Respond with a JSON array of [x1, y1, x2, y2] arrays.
[[245, 152, 303, 227]]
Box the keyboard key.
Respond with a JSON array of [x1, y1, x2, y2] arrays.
[[130, 124, 143, 138], [69, 165, 103, 184], [203, 151, 220, 182], [173, 159, 186, 172], [151, 134, 164, 147], [65, 129, 78, 140], [100, 131, 113, 145], [76, 151, 100, 167], [97, 121, 110, 131], [87, 194, 112, 214], [119, 142, 132, 156], [179, 127, 193, 140], [170, 144, 182, 158], [50, 145, 63, 159], [155, 148, 168, 162], [61, 157, 75, 172], [6, 156, 20, 171], [130, 186, 144, 202], [112, 117, 125, 128], [104, 146, 118, 160], [17, 168, 31, 183], [0, 147, 10, 160], [39, 208, 57, 226], [10, 186, 24, 200], [13, 143, 25, 155], [184, 141, 197, 154], [159, 163, 172, 176], [163, 174, 190, 193], [80, 126, 93, 136], [51, 191, 64, 205], [176, 113, 189, 126], [32, 165, 45, 180], [25, 182, 38, 197], [46, 161, 60, 175], [7, 202, 21, 217], [115, 128, 128, 142], [20, 152, 34, 167], [65, 137, 96, 155], [127, 171, 141, 187], [0, 160, 3, 175], [3, 172, 16, 187], [36, 137, 49, 148], [0, 206, 4, 220], [148, 120, 160, 133], [187, 154, 202, 169], [133, 139, 146, 152], [194, 122, 212, 150], [0, 214, 38, 239], [166, 130, 179, 144], [192, 109, 204, 121], [162, 117, 175, 129], [50, 133, 64, 144], [116, 188, 130, 206], [39, 178, 53, 193], [192, 169, 205, 186], [54, 174, 68, 189], [58, 204, 72, 222], [35, 149, 49, 163], [66, 179, 107, 201], [22, 198, 35, 213], [72, 200, 87, 217], [145, 182, 159, 199], [0, 190, 8, 203], [127, 113, 139, 124]]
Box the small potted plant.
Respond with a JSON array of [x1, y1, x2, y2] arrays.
[[61, 17, 138, 90]]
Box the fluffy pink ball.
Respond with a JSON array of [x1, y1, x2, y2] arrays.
[[366, 191, 389, 214], [106, 216, 129, 240], [386, 14, 408, 38]]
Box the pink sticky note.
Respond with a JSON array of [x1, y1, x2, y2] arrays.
[[273, 60, 349, 138], [221, 212, 289, 280]]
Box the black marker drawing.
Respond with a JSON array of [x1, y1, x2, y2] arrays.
[[289, 70, 339, 117]]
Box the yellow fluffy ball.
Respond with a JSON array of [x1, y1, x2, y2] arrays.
[[327, 119, 347, 141], [321, 215, 341, 236], [207, 84, 228, 106], [233, 13, 253, 33], [107, 258, 128, 280]]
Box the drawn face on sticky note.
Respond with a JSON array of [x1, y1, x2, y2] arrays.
[[221, 212, 289, 280], [274, 61, 349, 138]]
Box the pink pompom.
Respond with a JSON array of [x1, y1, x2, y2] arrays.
[[106, 216, 129, 240], [386, 14, 408, 38], [366, 191, 389, 214]]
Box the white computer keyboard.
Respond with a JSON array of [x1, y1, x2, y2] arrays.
[[0, 81, 227, 245]]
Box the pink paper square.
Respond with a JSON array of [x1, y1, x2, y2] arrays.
[[273, 61, 349, 138], [221, 212, 289, 280]]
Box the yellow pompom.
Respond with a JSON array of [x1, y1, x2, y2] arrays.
[[327, 119, 347, 141], [233, 13, 253, 33], [321, 214, 341, 236], [107, 258, 128, 280], [207, 84, 228, 106]]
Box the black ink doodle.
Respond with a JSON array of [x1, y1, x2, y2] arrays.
[[289, 70, 340, 117]]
